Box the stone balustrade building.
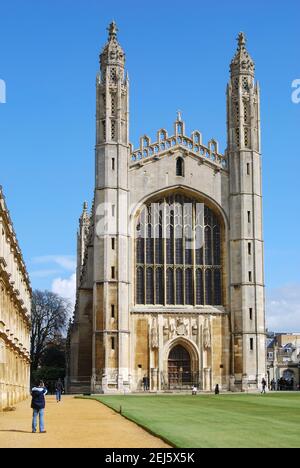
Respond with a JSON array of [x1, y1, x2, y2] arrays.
[[267, 333, 300, 390], [68, 23, 266, 394], [0, 186, 31, 410]]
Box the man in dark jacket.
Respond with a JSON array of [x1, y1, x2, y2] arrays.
[[31, 380, 48, 433], [55, 378, 64, 403]]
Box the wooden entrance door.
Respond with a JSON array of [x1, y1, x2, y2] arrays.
[[168, 345, 191, 387]]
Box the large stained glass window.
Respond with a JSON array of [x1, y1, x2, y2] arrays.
[[135, 194, 222, 306]]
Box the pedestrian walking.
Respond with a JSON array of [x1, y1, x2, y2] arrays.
[[271, 379, 276, 391], [215, 384, 220, 395], [55, 378, 64, 403], [142, 375, 149, 391], [261, 378, 267, 394], [31, 380, 47, 433]]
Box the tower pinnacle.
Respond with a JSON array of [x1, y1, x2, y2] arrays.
[[107, 21, 118, 41], [100, 21, 125, 72], [230, 31, 254, 78], [238, 32, 246, 48]]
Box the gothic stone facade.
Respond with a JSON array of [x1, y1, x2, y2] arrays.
[[69, 24, 266, 393], [0, 186, 31, 409]]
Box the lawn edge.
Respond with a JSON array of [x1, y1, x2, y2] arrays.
[[75, 396, 177, 449]]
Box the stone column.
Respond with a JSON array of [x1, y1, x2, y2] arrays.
[[204, 368, 212, 391], [151, 368, 158, 392]]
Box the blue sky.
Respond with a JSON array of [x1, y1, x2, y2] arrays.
[[0, 0, 299, 330]]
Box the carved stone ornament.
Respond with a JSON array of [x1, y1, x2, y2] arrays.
[[203, 318, 211, 349], [151, 317, 159, 349]]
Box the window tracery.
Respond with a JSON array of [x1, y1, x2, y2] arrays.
[[136, 195, 223, 306]]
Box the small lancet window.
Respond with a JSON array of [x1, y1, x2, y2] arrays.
[[176, 157, 184, 177]]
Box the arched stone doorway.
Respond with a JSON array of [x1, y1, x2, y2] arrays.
[[168, 345, 191, 387]]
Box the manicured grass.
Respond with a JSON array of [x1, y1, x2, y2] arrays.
[[83, 393, 300, 448]]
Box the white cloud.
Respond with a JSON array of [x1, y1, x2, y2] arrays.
[[266, 284, 300, 333], [33, 255, 76, 271], [30, 269, 62, 278], [52, 273, 76, 308]]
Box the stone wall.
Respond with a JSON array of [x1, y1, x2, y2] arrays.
[[0, 186, 31, 410]]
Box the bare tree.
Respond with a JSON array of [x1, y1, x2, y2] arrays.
[[31, 290, 71, 371]]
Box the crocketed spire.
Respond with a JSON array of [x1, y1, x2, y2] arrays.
[[230, 32, 255, 78], [100, 21, 125, 71]]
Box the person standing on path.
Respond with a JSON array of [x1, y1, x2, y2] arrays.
[[55, 378, 64, 403], [31, 380, 47, 433]]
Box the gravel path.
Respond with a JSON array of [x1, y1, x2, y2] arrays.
[[0, 396, 170, 448]]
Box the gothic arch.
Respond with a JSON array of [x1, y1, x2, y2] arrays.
[[163, 336, 200, 375], [176, 157, 185, 177], [132, 188, 227, 307], [130, 185, 229, 232]]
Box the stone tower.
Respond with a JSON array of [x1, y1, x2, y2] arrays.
[[93, 22, 130, 391], [227, 33, 266, 390]]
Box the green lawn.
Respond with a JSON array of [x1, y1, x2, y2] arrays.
[[83, 393, 300, 448]]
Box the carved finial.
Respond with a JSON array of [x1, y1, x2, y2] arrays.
[[107, 21, 118, 41], [238, 32, 246, 48], [230, 32, 254, 78], [83, 201, 88, 212], [177, 110, 182, 122]]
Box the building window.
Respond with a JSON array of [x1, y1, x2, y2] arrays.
[[111, 267, 115, 279], [111, 337, 115, 350], [135, 194, 222, 306], [112, 158, 115, 170], [102, 121, 106, 141], [146, 268, 154, 304], [248, 243, 252, 255], [110, 67, 117, 82], [112, 238, 115, 250], [176, 268, 184, 305], [155, 267, 164, 305], [167, 268, 175, 305], [248, 211, 251, 223], [250, 338, 254, 351], [111, 305, 115, 318], [111, 120, 116, 141], [247, 163, 250, 175], [249, 308, 253, 320], [176, 157, 184, 177], [249, 271, 252, 282], [136, 267, 145, 304], [235, 128, 240, 146], [111, 94, 116, 115], [244, 128, 249, 147]]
